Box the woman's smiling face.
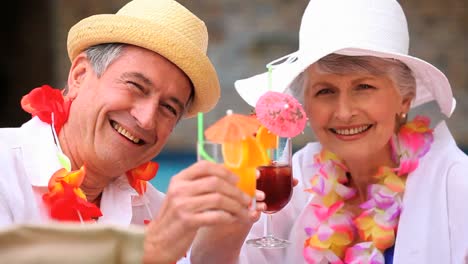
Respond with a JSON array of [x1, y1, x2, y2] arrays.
[[303, 63, 411, 161]]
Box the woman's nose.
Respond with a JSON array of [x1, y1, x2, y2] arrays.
[[334, 94, 357, 122]]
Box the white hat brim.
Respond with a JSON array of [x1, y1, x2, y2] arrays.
[[235, 47, 455, 117]]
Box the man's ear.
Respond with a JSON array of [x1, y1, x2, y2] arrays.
[[66, 53, 90, 99]]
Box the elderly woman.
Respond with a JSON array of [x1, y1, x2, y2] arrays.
[[191, 0, 468, 263]]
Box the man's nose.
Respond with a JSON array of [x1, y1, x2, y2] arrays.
[[132, 100, 158, 130]]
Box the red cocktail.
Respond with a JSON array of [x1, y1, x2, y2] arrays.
[[246, 137, 293, 249], [257, 164, 292, 214]]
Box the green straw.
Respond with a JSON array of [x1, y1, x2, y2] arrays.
[[197, 112, 215, 162]]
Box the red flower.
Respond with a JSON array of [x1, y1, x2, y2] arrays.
[[21, 84, 71, 134], [45, 181, 102, 222], [126, 161, 159, 195], [43, 166, 102, 222], [47, 166, 85, 194]]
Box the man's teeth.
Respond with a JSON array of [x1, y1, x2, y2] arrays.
[[334, 125, 371, 136], [112, 122, 141, 144]]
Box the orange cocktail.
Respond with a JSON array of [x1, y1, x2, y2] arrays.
[[221, 125, 278, 198]]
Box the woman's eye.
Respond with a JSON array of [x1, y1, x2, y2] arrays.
[[316, 88, 334, 96], [357, 84, 375, 90]]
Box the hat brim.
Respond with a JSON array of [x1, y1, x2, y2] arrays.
[[235, 47, 455, 117], [337, 48, 454, 117], [68, 14, 220, 118]]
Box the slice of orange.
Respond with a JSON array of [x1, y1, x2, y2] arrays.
[[256, 126, 278, 150], [243, 137, 270, 167], [221, 140, 248, 168], [222, 137, 270, 197], [221, 137, 270, 168], [226, 165, 256, 197]]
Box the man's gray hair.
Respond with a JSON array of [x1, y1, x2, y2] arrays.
[[86, 43, 125, 77], [64, 43, 195, 118]]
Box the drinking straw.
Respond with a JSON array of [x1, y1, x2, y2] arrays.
[[51, 113, 72, 171], [197, 112, 215, 162], [267, 64, 273, 90], [266, 65, 278, 158]]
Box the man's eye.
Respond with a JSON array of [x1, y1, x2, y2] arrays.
[[162, 103, 178, 116], [128, 81, 144, 92]]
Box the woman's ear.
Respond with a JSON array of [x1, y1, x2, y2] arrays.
[[401, 95, 413, 114], [66, 53, 90, 99]]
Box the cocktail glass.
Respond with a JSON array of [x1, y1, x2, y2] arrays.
[[246, 137, 293, 248]]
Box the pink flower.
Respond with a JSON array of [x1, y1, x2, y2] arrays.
[[345, 242, 384, 264]]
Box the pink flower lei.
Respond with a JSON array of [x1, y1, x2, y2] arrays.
[[303, 115, 434, 264]]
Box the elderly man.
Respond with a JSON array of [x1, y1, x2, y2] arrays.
[[0, 0, 256, 263]]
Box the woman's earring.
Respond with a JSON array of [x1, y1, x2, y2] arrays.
[[401, 112, 407, 121], [399, 112, 408, 126], [395, 112, 408, 132]]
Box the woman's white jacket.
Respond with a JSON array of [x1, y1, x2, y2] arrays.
[[240, 121, 468, 263]]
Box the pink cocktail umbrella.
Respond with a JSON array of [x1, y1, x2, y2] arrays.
[[255, 91, 307, 138]]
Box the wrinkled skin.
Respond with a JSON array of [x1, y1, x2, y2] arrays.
[[59, 45, 254, 263]]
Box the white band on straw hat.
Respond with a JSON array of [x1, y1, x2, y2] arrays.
[[235, 0, 455, 117], [67, 0, 220, 118]]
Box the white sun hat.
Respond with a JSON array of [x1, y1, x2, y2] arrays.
[[235, 0, 456, 117]]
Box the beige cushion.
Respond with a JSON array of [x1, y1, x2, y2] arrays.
[[0, 223, 145, 264]]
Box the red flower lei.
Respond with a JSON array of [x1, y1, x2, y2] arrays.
[[22, 85, 158, 222]]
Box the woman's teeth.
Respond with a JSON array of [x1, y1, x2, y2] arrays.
[[332, 125, 371, 136], [112, 121, 141, 144]]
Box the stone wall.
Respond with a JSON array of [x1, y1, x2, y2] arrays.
[[51, 0, 468, 150]]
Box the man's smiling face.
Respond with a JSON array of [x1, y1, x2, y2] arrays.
[[65, 45, 192, 177]]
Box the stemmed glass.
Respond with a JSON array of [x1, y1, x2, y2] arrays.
[[246, 136, 293, 248]]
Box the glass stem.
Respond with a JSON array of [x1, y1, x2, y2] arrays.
[[264, 214, 274, 238]]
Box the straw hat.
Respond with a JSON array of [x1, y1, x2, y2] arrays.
[[67, 0, 220, 118], [235, 0, 456, 117]]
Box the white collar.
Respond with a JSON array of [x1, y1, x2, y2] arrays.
[[20, 117, 139, 197], [20, 117, 63, 187]]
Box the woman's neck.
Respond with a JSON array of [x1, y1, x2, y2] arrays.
[[343, 144, 396, 202]]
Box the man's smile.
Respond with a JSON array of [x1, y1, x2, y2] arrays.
[[110, 120, 144, 145]]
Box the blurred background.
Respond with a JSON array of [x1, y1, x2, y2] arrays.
[[1, 0, 467, 192]]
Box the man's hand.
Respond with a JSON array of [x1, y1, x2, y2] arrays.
[[189, 172, 300, 264], [143, 160, 252, 264]]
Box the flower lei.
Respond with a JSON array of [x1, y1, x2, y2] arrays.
[[21, 85, 159, 223], [303, 115, 434, 263]]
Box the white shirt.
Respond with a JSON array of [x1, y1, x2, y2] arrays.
[[239, 121, 468, 263], [0, 117, 189, 263]]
